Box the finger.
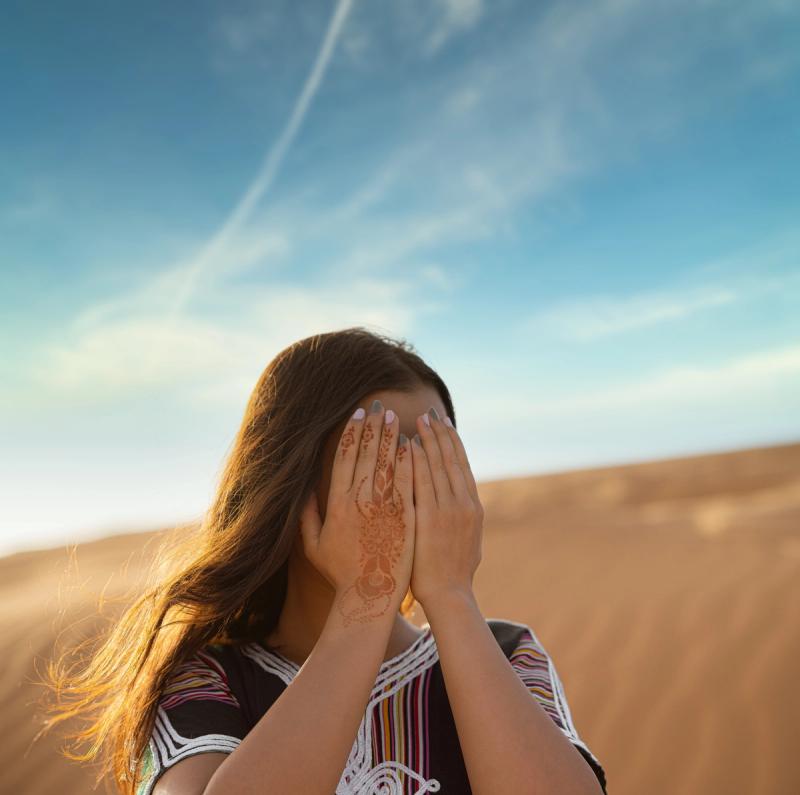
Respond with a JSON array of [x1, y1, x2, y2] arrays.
[[441, 414, 480, 504], [373, 407, 399, 508], [410, 432, 437, 508], [415, 411, 453, 504], [331, 406, 366, 494], [426, 407, 470, 502], [351, 398, 385, 502], [392, 432, 414, 529]]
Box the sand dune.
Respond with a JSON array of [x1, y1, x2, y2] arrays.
[[4, 441, 799, 795]]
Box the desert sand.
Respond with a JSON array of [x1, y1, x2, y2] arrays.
[[3, 440, 799, 795]]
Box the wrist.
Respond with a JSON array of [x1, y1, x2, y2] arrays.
[[330, 584, 405, 630], [416, 585, 477, 616]]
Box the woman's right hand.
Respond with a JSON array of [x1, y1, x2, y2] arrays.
[[299, 399, 415, 626]]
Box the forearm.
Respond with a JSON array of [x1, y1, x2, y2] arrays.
[[206, 591, 395, 795], [424, 590, 603, 795]]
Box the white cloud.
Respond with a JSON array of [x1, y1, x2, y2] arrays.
[[521, 261, 800, 341], [14, 0, 800, 412], [168, 0, 800, 311], [28, 316, 256, 394], [167, 0, 356, 321], [443, 84, 481, 116], [424, 0, 485, 55], [454, 343, 800, 453], [534, 343, 800, 415], [419, 340, 800, 482], [22, 277, 438, 407], [216, 6, 282, 55], [526, 285, 738, 341]]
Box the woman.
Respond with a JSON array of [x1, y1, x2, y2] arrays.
[[38, 327, 607, 795]]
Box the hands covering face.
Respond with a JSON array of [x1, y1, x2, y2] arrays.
[[407, 406, 484, 606], [300, 400, 483, 624]]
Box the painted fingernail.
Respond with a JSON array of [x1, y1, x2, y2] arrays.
[[421, 413, 430, 426], [429, 406, 440, 421], [352, 407, 365, 420], [444, 416, 453, 428], [385, 409, 395, 424], [370, 399, 383, 413], [399, 433, 408, 446], [413, 433, 422, 445]]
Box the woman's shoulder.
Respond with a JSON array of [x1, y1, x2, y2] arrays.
[[485, 617, 608, 793], [485, 616, 545, 657]]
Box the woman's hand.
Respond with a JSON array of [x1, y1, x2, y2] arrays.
[[299, 399, 415, 627], [409, 407, 484, 607]]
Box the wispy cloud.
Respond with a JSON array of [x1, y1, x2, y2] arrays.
[[335, 0, 486, 66], [520, 246, 800, 341], [455, 341, 800, 479], [524, 285, 738, 341], [215, 5, 283, 56], [544, 343, 800, 414], [13, 0, 800, 412], [458, 342, 800, 429], [22, 276, 445, 407], [165, 0, 355, 322], [424, 0, 485, 56]]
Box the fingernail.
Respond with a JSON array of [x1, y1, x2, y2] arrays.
[[352, 407, 365, 420], [399, 433, 408, 446], [385, 409, 395, 424], [429, 407, 440, 421], [421, 413, 430, 426], [413, 433, 422, 445], [370, 399, 383, 413], [444, 416, 453, 428]]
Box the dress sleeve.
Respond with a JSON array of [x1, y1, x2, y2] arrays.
[[135, 646, 248, 795], [509, 626, 608, 794]]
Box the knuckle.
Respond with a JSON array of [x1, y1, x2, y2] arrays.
[[457, 497, 475, 517], [326, 497, 348, 522]]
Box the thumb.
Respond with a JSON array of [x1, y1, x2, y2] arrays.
[[298, 489, 323, 553]]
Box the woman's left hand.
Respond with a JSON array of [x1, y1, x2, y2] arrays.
[[409, 407, 484, 607]]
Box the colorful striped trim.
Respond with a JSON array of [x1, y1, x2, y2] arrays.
[[507, 622, 604, 770], [159, 648, 241, 710]]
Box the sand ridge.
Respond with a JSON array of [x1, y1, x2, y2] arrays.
[[4, 441, 799, 794]]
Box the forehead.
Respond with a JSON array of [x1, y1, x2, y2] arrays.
[[360, 384, 445, 418], [321, 383, 449, 462]]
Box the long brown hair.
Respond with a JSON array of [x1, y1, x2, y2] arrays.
[[34, 325, 456, 794]]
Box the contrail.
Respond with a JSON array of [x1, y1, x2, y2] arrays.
[[165, 0, 355, 322]]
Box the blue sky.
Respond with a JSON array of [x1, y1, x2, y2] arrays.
[[1, 0, 799, 557]]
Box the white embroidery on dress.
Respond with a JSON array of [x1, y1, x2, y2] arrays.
[[242, 629, 442, 795], [137, 707, 243, 795], [152, 705, 241, 763], [346, 759, 442, 794]]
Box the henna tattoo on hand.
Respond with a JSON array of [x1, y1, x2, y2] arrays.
[[376, 424, 392, 471], [360, 421, 375, 452], [340, 424, 356, 458], [338, 453, 406, 627]]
